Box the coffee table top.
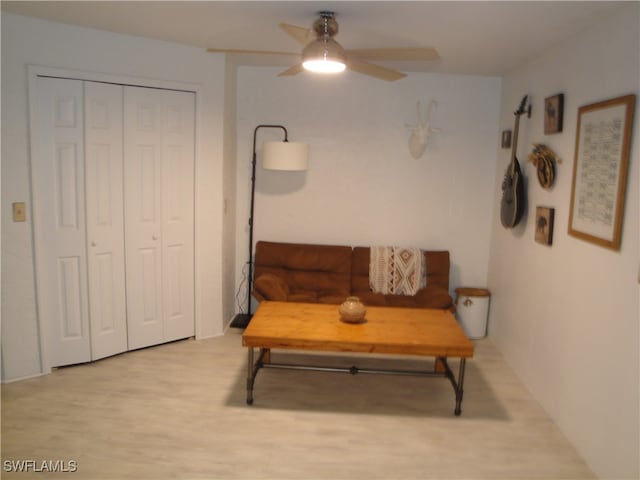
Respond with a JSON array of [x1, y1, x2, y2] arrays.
[[243, 301, 474, 358]]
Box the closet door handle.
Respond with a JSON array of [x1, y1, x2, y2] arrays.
[[152, 235, 159, 241], [91, 241, 97, 247]]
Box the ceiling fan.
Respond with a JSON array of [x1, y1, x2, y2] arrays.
[[207, 11, 439, 82]]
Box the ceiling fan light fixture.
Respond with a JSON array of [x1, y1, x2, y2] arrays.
[[302, 37, 346, 74]]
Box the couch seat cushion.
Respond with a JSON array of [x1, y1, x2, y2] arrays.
[[288, 292, 318, 303]]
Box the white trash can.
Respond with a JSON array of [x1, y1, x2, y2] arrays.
[[455, 287, 491, 339]]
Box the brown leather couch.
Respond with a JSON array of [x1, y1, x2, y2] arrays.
[[253, 241, 453, 310]]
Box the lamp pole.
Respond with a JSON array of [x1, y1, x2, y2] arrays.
[[231, 125, 289, 329]]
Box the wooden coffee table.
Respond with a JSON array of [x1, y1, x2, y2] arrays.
[[242, 301, 474, 415]]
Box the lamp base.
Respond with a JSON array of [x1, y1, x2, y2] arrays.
[[230, 313, 253, 329]]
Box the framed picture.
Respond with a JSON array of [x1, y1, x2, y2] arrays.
[[568, 94, 636, 250], [544, 93, 564, 134], [535, 207, 554, 245], [501, 130, 512, 149]]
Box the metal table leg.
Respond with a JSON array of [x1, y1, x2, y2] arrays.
[[246, 348, 269, 405], [454, 358, 466, 416], [246, 347, 254, 405]]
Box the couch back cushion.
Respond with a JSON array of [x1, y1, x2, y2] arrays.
[[254, 241, 352, 301], [351, 247, 450, 294]]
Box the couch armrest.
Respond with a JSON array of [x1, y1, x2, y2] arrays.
[[253, 273, 290, 302]]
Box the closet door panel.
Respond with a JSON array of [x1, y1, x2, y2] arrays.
[[85, 82, 128, 360], [162, 90, 195, 342], [32, 76, 196, 367], [32, 77, 91, 367], [124, 87, 164, 349]]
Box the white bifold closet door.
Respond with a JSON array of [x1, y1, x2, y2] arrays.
[[123, 86, 195, 350], [85, 81, 128, 360], [33, 77, 94, 367], [32, 77, 195, 368]]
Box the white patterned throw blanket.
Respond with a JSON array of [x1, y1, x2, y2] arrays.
[[369, 247, 427, 296]]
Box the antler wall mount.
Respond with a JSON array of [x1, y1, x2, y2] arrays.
[[406, 100, 441, 159]]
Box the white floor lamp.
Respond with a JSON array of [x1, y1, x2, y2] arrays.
[[231, 125, 309, 329]]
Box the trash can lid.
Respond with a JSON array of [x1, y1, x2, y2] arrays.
[[455, 287, 491, 297]]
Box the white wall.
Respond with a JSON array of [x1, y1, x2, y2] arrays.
[[1, 13, 228, 381], [488, 5, 639, 479], [222, 59, 238, 324], [234, 68, 502, 310]]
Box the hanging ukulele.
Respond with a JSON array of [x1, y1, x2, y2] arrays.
[[500, 95, 531, 228]]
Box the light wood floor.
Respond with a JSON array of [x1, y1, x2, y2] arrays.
[[2, 328, 594, 479]]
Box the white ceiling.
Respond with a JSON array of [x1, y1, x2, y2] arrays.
[[1, 1, 629, 76]]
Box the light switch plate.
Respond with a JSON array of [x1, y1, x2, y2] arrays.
[[12, 202, 26, 222]]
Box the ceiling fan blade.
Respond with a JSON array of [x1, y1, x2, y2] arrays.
[[279, 23, 314, 45], [346, 58, 407, 82], [207, 48, 299, 56], [278, 63, 305, 77], [346, 47, 440, 62]]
